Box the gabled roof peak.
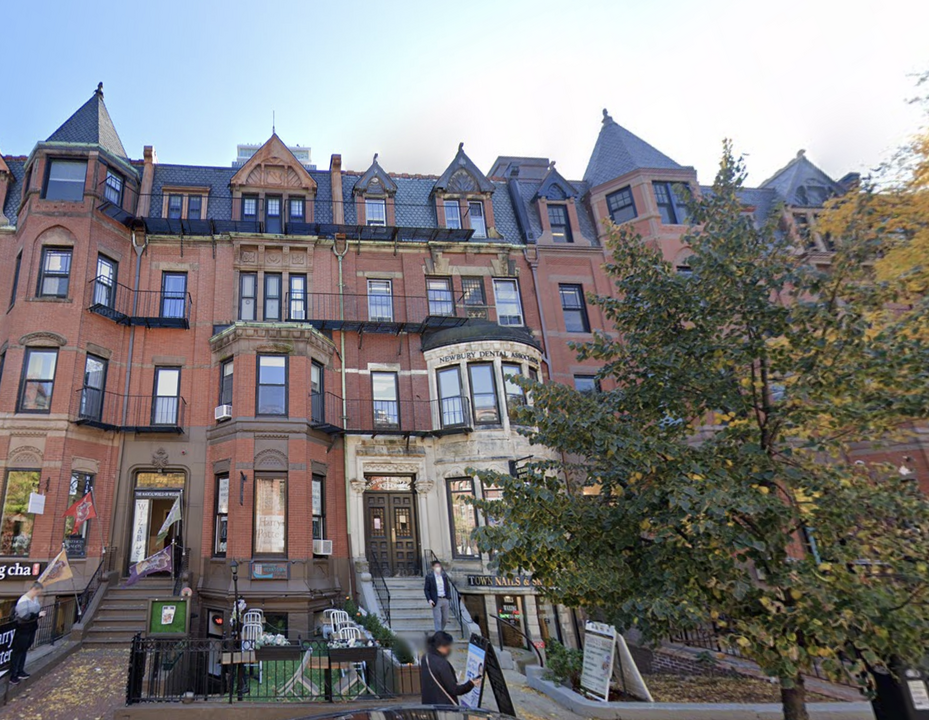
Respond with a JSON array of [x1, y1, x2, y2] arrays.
[[434, 143, 495, 194], [760, 150, 842, 208], [535, 163, 578, 201], [46, 83, 128, 161], [354, 153, 398, 195], [583, 109, 682, 188]]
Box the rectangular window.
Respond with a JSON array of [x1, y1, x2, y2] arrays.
[[219, 358, 234, 406], [548, 204, 573, 243], [371, 371, 400, 429], [444, 200, 461, 230], [94, 255, 117, 308], [242, 195, 258, 221], [469, 201, 486, 238], [312, 474, 325, 540], [574, 375, 600, 393], [367, 279, 393, 322], [559, 284, 590, 333], [502, 363, 525, 420], [437, 366, 466, 428], [606, 186, 637, 224], [469, 363, 500, 425], [64, 472, 94, 556], [18, 348, 58, 413], [153, 367, 181, 425], [167, 194, 183, 219], [254, 475, 287, 556], [288, 274, 307, 321], [493, 278, 523, 326], [37, 247, 72, 298], [1, 471, 41, 556], [264, 273, 282, 321], [426, 277, 454, 316], [80, 354, 108, 422], [187, 195, 202, 220], [311, 361, 324, 423], [461, 277, 485, 307], [266, 196, 282, 233], [9, 252, 22, 308], [161, 272, 187, 318], [366, 199, 387, 227], [447, 478, 479, 558], [257, 355, 287, 416], [44, 159, 86, 202], [104, 169, 123, 206], [213, 474, 229, 557], [239, 272, 257, 321], [289, 197, 305, 223], [653, 181, 688, 225]]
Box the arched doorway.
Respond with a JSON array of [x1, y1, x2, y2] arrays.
[[128, 471, 185, 573]]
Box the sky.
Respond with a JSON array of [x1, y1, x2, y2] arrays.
[[1, 0, 927, 187]]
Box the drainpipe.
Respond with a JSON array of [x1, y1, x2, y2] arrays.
[[333, 237, 350, 538], [527, 255, 552, 378]]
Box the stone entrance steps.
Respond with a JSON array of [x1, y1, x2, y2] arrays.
[[84, 577, 175, 646], [381, 577, 470, 650]]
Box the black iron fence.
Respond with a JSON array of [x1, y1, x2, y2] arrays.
[[126, 636, 400, 704], [72, 388, 187, 433], [87, 277, 192, 329], [311, 393, 473, 436]]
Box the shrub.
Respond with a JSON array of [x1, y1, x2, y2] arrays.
[[341, 597, 415, 663], [544, 640, 583, 691]]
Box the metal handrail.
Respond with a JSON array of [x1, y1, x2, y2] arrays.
[[429, 551, 466, 639], [490, 613, 544, 667], [367, 553, 391, 627], [76, 546, 114, 618]]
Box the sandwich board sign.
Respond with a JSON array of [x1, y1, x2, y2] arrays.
[[460, 636, 487, 709], [580, 621, 653, 703], [464, 633, 514, 716]]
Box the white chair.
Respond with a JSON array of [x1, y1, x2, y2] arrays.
[[241, 610, 265, 684], [335, 625, 363, 642], [330, 610, 351, 635]]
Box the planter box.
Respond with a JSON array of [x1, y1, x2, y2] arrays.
[[329, 646, 378, 665], [255, 645, 303, 661], [395, 662, 421, 695]]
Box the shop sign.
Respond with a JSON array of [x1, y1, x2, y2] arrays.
[[0, 619, 14, 674], [466, 574, 538, 588], [0, 560, 46, 581], [436, 350, 539, 366], [64, 536, 86, 558], [250, 561, 290, 580]]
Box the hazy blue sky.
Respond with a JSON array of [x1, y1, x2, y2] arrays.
[[2, 1, 927, 186]]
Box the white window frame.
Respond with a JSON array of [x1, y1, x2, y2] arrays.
[[493, 278, 524, 327]]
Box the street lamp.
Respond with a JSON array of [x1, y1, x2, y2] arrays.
[[229, 559, 241, 701]]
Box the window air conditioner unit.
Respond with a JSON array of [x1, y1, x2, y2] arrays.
[[313, 539, 333, 556], [215, 405, 233, 422]]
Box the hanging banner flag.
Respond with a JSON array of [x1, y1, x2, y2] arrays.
[[38, 550, 73, 587], [63, 492, 97, 533], [125, 546, 173, 587], [156, 496, 182, 541]]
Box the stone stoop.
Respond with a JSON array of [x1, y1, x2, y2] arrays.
[[83, 577, 176, 646], [381, 577, 470, 652]]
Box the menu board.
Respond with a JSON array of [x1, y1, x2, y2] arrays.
[[147, 597, 190, 637], [580, 621, 616, 702]]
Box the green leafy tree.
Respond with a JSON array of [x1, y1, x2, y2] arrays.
[[472, 144, 929, 720]]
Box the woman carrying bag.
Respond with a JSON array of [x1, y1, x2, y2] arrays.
[[421, 631, 482, 705]]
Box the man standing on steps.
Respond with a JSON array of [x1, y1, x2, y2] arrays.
[[424, 560, 451, 632]]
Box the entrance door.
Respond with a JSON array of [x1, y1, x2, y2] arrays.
[[365, 491, 419, 576], [129, 471, 185, 573]]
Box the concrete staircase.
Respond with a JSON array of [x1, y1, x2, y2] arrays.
[[382, 577, 469, 651], [83, 577, 175, 646]]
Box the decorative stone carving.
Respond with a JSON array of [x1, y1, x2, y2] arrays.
[[240, 250, 258, 264], [290, 251, 306, 266], [350, 478, 367, 494], [266, 251, 283, 266], [9, 445, 43, 468], [362, 462, 421, 475], [414, 477, 435, 495], [254, 448, 288, 470], [20, 331, 67, 347], [447, 169, 478, 193], [71, 456, 100, 474], [152, 448, 170, 471]]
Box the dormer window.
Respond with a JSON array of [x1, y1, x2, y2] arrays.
[[653, 181, 689, 225], [44, 159, 87, 202], [606, 186, 636, 224], [468, 201, 486, 238], [266, 196, 282, 233], [444, 200, 461, 230], [242, 195, 258, 222], [548, 204, 573, 243], [289, 198, 305, 223], [104, 169, 123, 206], [188, 195, 202, 220], [168, 194, 183, 219], [366, 199, 387, 227]]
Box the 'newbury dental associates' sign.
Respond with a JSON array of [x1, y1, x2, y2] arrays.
[[467, 574, 539, 588], [0, 561, 46, 581], [437, 350, 538, 365]]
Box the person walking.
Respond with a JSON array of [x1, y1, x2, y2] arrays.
[[424, 560, 451, 632], [9, 582, 45, 685], [421, 631, 480, 706]]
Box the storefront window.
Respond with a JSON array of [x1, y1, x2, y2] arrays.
[[447, 478, 479, 558], [214, 474, 229, 556], [0, 471, 41, 556], [254, 475, 287, 556], [64, 472, 94, 557]]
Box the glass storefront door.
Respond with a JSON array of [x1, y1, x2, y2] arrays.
[[129, 472, 185, 571]]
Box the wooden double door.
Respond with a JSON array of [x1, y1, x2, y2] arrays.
[[364, 492, 420, 576]]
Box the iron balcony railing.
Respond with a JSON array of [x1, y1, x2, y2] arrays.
[[310, 393, 473, 436], [283, 291, 468, 333], [87, 276, 192, 329], [73, 388, 187, 433]]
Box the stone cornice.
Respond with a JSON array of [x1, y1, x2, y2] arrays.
[[210, 322, 335, 361]]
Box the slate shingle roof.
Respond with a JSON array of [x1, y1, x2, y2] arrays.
[[46, 85, 129, 162], [2, 159, 25, 226], [583, 109, 682, 188], [760, 151, 841, 208]]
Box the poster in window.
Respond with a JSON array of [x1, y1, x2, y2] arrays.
[[130, 499, 150, 563], [312, 478, 322, 517], [255, 478, 286, 554], [217, 477, 229, 514]]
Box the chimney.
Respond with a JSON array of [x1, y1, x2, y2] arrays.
[[0, 155, 11, 227], [137, 145, 158, 217], [330, 154, 343, 224]]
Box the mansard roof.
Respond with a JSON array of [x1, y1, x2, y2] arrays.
[[2, 157, 26, 226], [230, 133, 317, 193], [583, 109, 681, 188], [434, 143, 495, 194], [353, 154, 398, 195], [46, 83, 129, 161], [534, 163, 578, 201], [760, 150, 842, 208]]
